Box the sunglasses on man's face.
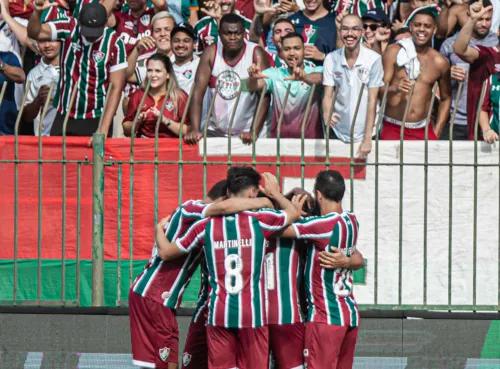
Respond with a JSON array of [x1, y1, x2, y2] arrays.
[[363, 23, 383, 31]]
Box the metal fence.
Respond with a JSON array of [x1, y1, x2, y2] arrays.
[[0, 76, 498, 313]]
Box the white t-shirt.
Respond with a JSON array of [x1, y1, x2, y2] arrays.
[[25, 60, 60, 136], [323, 45, 384, 143]]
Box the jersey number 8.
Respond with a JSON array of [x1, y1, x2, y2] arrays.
[[224, 254, 243, 295]]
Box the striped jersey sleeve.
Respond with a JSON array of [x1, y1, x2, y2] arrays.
[[48, 17, 75, 41], [176, 218, 210, 252], [246, 208, 288, 237], [109, 36, 128, 73], [292, 215, 340, 240]]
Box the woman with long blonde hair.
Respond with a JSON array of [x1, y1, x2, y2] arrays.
[[122, 53, 190, 138]]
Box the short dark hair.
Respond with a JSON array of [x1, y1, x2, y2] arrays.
[[411, 8, 437, 23], [227, 167, 261, 195], [281, 32, 304, 45], [220, 13, 244, 30], [207, 180, 228, 200], [273, 18, 295, 32], [314, 170, 345, 203]]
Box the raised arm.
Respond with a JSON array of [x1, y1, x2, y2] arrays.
[[205, 197, 273, 217], [0, 0, 41, 53], [259, 172, 301, 225], [185, 44, 215, 145], [246, 54, 268, 92], [27, 0, 58, 41], [453, 2, 492, 63], [434, 58, 452, 138]]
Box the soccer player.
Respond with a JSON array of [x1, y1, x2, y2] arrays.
[[156, 168, 302, 369], [184, 14, 271, 144], [381, 8, 452, 140], [277, 170, 365, 369], [246, 32, 324, 139], [129, 179, 273, 369]]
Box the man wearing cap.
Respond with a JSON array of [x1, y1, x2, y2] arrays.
[[361, 9, 391, 55], [27, 2, 127, 138], [381, 8, 452, 140]]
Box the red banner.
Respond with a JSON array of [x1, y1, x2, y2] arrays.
[[0, 137, 365, 261]]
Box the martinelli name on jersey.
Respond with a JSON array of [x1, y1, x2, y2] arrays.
[[176, 209, 289, 329]]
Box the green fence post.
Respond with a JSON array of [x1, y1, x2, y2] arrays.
[[92, 133, 105, 307]]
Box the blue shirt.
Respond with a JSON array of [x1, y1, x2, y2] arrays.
[[287, 11, 337, 66], [0, 52, 21, 135]]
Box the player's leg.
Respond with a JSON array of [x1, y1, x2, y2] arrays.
[[237, 326, 269, 369], [303, 322, 347, 369], [149, 300, 179, 369], [181, 313, 208, 369], [128, 290, 157, 368], [336, 326, 359, 369], [206, 325, 238, 369], [269, 323, 305, 369]]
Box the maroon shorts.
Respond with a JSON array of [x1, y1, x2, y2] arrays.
[[304, 322, 358, 369], [269, 323, 305, 369], [129, 290, 179, 368], [380, 120, 437, 140], [206, 325, 269, 369], [182, 314, 208, 369]]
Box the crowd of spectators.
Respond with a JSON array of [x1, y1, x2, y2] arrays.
[[0, 0, 498, 155]]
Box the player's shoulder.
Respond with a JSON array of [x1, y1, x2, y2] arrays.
[[384, 42, 402, 57], [450, 2, 467, 15]]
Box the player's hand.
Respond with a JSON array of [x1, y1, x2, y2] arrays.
[[284, 66, 305, 81], [450, 65, 467, 81], [319, 247, 350, 269], [291, 193, 309, 217], [201, 1, 222, 20], [33, 0, 57, 12], [136, 36, 156, 52], [184, 129, 203, 145], [324, 112, 341, 127], [247, 56, 268, 79], [483, 129, 498, 144], [304, 45, 325, 62], [0, 0, 10, 15], [469, 1, 493, 21], [254, 0, 276, 15], [357, 137, 372, 158], [157, 215, 171, 231], [239, 131, 255, 145], [398, 76, 413, 94], [259, 172, 280, 198]]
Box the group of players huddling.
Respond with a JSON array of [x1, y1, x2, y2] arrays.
[[128, 167, 364, 369]]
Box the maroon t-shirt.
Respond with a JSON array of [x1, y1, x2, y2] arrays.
[[114, 8, 156, 56], [467, 45, 500, 140], [124, 88, 190, 138]]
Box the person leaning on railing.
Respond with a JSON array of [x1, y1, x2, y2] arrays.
[[122, 53, 190, 138]]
